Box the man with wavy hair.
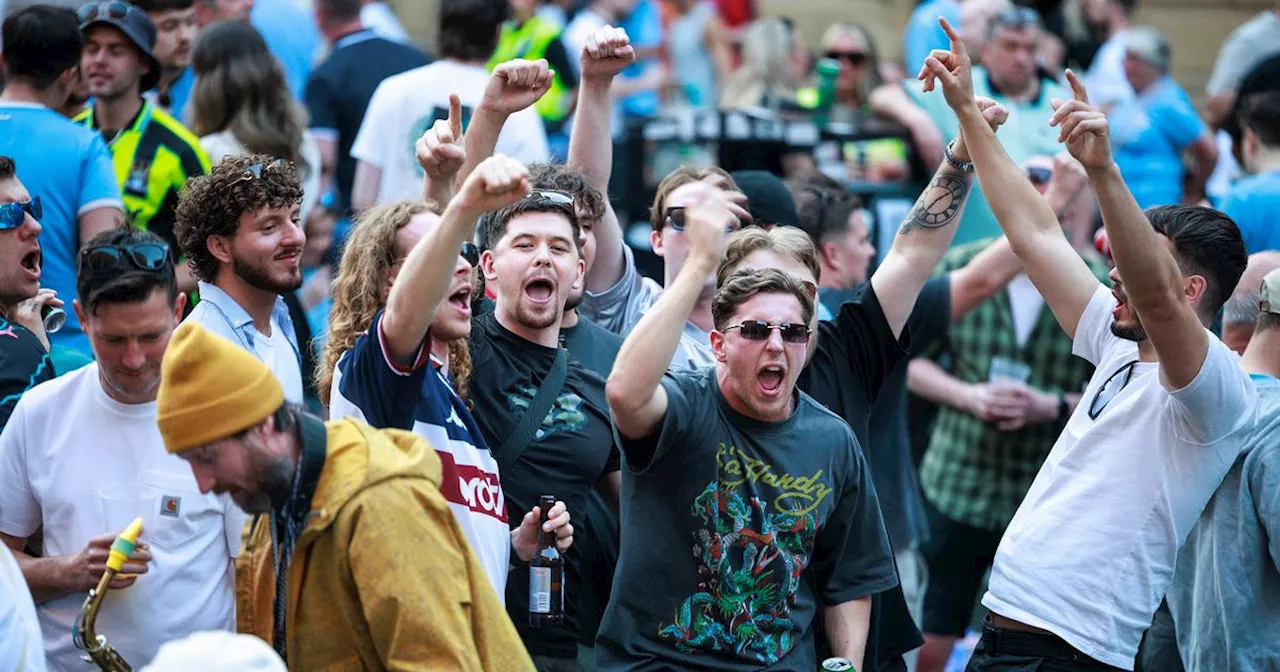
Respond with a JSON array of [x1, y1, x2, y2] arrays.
[[174, 154, 306, 403]]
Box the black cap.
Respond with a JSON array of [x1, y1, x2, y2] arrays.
[[78, 2, 162, 93], [730, 170, 799, 227]]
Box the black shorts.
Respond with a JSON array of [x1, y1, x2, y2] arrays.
[[920, 498, 1003, 636]]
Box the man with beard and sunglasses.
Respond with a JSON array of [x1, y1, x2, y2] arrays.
[[175, 154, 306, 404], [0, 227, 243, 670], [925, 19, 1257, 670], [0, 156, 59, 432], [604, 191, 898, 671]]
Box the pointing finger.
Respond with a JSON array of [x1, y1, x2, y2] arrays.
[[1064, 68, 1090, 105], [939, 17, 967, 61], [448, 94, 463, 138]]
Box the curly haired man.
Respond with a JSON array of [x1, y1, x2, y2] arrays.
[[174, 154, 306, 402]]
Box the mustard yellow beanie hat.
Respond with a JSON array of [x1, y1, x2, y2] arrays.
[[157, 322, 285, 454]]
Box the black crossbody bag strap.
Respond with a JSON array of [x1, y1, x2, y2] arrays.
[[494, 347, 567, 472]]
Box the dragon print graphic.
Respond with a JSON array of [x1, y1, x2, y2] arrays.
[[657, 443, 826, 665]]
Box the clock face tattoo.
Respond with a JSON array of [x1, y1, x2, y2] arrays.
[[901, 173, 970, 234], [917, 175, 966, 227]]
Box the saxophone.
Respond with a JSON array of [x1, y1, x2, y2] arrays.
[[73, 517, 141, 671]]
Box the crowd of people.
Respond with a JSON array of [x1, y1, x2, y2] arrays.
[[1, 0, 1279, 671]]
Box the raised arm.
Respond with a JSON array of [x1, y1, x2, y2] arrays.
[[416, 94, 466, 207], [868, 82, 1008, 337], [381, 156, 531, 362], [1051, 70, 1208, 388], [569, 26, 635, 292], [606, 185, 742, 439], [455, 59, 554, 192], [926, 18, 1101, 339], [947, 236, 1020, 320]]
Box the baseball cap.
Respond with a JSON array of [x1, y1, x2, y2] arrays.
[[1124, 26, 1171, 72], [77, 2, 162, 92], [729, 170, 799, 227], [1259, 267, 1280, 314]]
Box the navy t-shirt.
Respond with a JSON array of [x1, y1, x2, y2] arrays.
[[0, 319, 55, 431], [304, 29, 429, 211], [598, 367, 898, 670]]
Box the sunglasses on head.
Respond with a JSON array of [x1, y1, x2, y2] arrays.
[[229, 158, 288, 187], [0, 197, 42, 230], [525, 190, 574, 206], [77, 1, 133, 23], [1026, 166, 1052, 185], [724, 320, 812, 344], [664, 206, 750, 233], [824, 51, 867, 66], [993, 6, 1042, 30], [79, 242, 170, 274]]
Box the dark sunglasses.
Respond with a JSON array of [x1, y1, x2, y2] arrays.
[[77, 1, 133, 23], [0, 197, 42, 230], [824, 51, 867, 66], [993, 6, 1042, 31], [394, 241, 479, 268], [460, 241, 479, 267], [80, 242, 170, 274], [229, 158, 288, 187], [664, 206, 750, 232], [1026, 166, 1052, 185], [1088, 359, 1139, 420], [724, 320, 812, 344]]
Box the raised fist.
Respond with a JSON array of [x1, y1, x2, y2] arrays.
[[580, 25, 635, 82], [481, 58, 554, 116], [454, 154, 532, 215]]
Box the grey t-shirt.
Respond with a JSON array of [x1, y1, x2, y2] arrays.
[[1207, 11, 1280, 95], [596, 367, 899, 671], [1165, 373, 1280, 671], [579, 245, 715, 371]]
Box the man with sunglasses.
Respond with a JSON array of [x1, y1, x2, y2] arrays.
[[0, 156, 58, 432], [1, 6, 126, 363], [924, 21, 1257, 670], [0, 227, 243, 670], [871, 5, 1066, 248], [175, 155, 306, 405], [74, 1, 211, 296], [603, 188, 898, 671]]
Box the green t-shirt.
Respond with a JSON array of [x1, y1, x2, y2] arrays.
[[905, 66, 1067, 247]]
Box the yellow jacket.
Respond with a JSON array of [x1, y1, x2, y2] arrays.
[[235, 417, 533, 671]]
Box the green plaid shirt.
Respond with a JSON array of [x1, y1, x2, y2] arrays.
[[919, 238, 1111, 531]]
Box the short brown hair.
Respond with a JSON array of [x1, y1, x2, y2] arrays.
[[0, 156, 14, 181], [527, 163, 606, 222], [712, 268, 814, 331], [649, 166, 739, 231], [716, 227, 821, 289], [479, 195, 579, 253], [175, 154, 304, 282]]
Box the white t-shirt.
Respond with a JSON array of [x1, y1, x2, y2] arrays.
[[252, 315, 305, 404], [982, 286, 1258, 670], [1006, 273, 1045, 348], [1086, 30, 1133, 111], [0, 365, 244, 671], [350, 60, 550, 205], [0, 546, 45, 671]]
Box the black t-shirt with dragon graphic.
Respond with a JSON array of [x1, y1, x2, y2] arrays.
[[467, 311, 620, 658], [597, 366, 898, 670]]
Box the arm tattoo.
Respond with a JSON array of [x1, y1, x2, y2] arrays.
[[901, 172, 971, 234]]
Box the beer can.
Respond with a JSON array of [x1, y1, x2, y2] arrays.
[[821, 657, 855, 671], [42, 304, 66, 334]]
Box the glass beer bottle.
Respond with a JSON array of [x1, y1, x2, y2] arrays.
[[529, 495, 565, 628]]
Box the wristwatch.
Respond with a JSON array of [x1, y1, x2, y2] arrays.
[[943, 139, 974, 173]]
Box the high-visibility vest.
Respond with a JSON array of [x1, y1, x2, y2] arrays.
[[488, 16, 572, 128]]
